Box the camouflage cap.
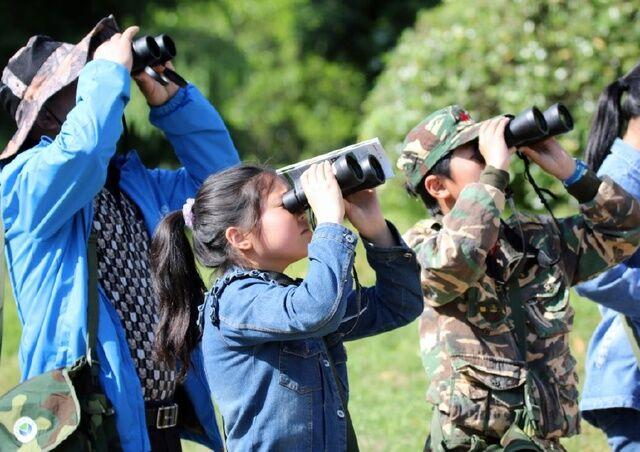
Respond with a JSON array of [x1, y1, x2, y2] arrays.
[[0, 16, 119, 160], [397, 105, 489, 192]]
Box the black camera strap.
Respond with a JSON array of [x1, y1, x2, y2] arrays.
[[516, 151, 567, 265]]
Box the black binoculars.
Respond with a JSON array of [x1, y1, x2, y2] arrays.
[[131, 34, 176, 74], [282, 152, 386, 213], [504, 103, 573, 148], [130, 34, 186, 87]]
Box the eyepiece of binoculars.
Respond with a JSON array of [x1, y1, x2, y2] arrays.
[[131, 34, 177, 74], [282, 153, 386, 213]]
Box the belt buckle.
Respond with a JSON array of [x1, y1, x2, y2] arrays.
[[156, 403, 179, 429]]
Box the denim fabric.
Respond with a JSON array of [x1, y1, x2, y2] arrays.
[[575, 138, 640, 419], [584, 408, 640, 451], [1, 59, 239, 451], [200, 222, 423, 451]]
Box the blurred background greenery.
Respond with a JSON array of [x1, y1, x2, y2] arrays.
[[2, 0, 639, 450]]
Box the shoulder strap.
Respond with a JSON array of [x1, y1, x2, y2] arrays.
[[87, 231, 100, 370], [505, 259, 529, 362], [620, 314, 640, 367]]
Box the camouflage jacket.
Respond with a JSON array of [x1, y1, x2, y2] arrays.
[[405, 167, 640, 444]]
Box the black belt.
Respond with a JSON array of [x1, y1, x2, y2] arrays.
[[146, 402, 179, 430]]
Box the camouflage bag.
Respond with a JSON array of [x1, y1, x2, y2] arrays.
[[0, 233, 121, 451]]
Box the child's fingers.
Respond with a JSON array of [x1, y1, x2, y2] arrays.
[[323, 161, 335, 183], [495, 117, 510, 136], [312, 162, 322, 184]]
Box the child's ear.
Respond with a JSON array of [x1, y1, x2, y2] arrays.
[[424, 174, 450, 200], [225, 226, 253, 252]]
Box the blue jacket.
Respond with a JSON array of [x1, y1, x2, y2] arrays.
[[0, 59, 240, 451], [576, 138, 640, 418], [200, 222, 423, 451]]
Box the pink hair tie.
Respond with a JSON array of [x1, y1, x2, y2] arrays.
[[182, 198, 195, 229]]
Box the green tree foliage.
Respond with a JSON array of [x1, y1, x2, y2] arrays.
[[297, 0, 433, 83], [360, 0, 640, 210], [0, 1, 429, 167], [127, 0, 431, 166], [125, 0, 366, 166]]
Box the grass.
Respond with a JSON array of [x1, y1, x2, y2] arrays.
[[0, 180, 610, 451]]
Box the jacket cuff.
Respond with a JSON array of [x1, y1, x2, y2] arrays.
[[362, 221, 417, 264], [313, 222, 358, 251], [567, 169, 601, 204], [149, 83, 192, 119], [479, 166, 510, 192]]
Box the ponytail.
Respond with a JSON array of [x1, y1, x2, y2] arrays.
[[586, 61, 640, 172], [584, 79, 626, 172], [151, 210, 205, 381], [150, 164, 280, 378]]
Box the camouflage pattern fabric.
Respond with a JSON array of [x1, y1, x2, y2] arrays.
[[397, 105, 496, 192], [0, 358, 120, 451], [405, 173, 640, 450], [0, 365, 79, 450]]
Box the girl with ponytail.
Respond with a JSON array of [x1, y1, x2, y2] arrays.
[[585, 62, 640, 171], [150, 163, 422, 451], [576, 62, 640, 450]]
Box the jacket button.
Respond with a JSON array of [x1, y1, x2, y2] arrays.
[[345, 235, 354, 243], [403, 252, 413, 259], [323, 359, 330, 367], [337, 410, 345, 418]]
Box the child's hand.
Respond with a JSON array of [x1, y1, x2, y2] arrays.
[[301, 161, 344, 225], [133, 61, 180, 106], [479, 116, 513, 171], [520, 138, 576, 181], [93, 26, 139, 72], [344, 189, 394, 247]]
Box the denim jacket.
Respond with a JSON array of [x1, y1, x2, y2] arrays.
[[199, 221, 423, 451], [576, 138, 640, 418]]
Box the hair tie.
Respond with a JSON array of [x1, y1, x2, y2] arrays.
[[182, 198, 195, 229]]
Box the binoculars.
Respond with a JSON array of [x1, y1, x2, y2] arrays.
[[131, 34, 176, 73], [278, 138, 393, 213], [131, 34, 186, 87], [504, 103, 573, 148]]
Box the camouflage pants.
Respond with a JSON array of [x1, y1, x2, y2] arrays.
[[427, 409, 566, 452]]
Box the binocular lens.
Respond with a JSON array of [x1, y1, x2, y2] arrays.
[[155, 34, 176, 62], [504, 106, 548, 148], [557, 105, 572, 129], [281, 152, 386, 213], [131, 35, 161, 73], [532, 108, 546, 131], [346, 154, 364, 180], [543, 103, 574, 136], [333, 153, 364, 190], [357, 155, 385, 191]]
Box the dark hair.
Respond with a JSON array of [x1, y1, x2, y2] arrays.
[[585, 61, 640, 172], [412, 156, 451, 216], [150, 164, 280, 379], [410, 138, 484, 216]]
